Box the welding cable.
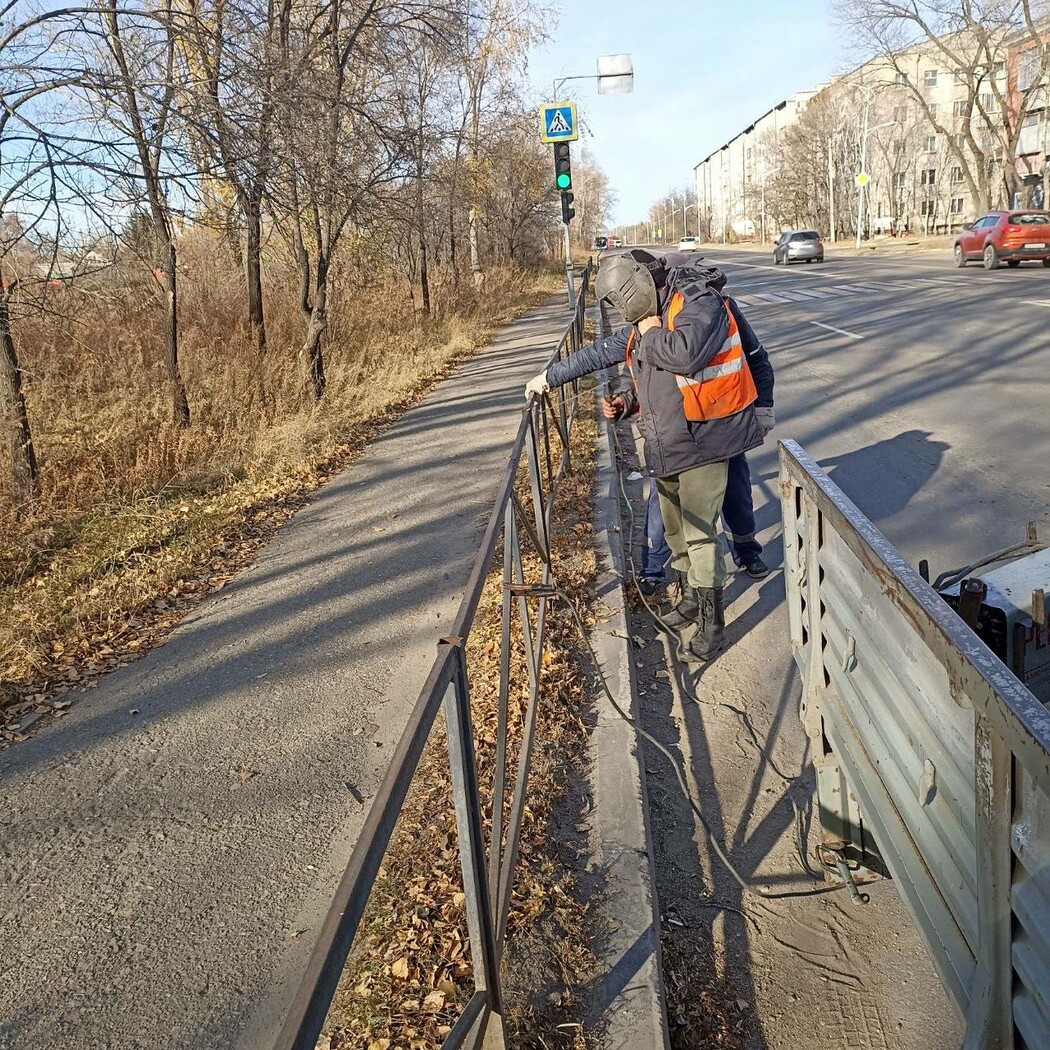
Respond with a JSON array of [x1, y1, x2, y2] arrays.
[[596, 383, 852, 902], [544, 584, 850, 905], [533, 308, 853, 901]]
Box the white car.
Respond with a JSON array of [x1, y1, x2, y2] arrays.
[[677, 236, 701, 252]]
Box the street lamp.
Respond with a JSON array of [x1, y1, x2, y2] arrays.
[[856, 120, 896, 249], [685, 203, 697, 238], [553, 54, 634, 100], [759, 167, 780, 246]]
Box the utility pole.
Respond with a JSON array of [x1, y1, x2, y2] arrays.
[[856, 91, 871, 250], [829, 136, 836, 242]]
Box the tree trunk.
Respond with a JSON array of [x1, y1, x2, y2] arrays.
[[299, 257, 327, 401], [0, 285, 38, 509], [161, 241, 190, 427], [468, 204, 483, 290], [417, 171, 430, 316], [245, 187, 267, 350]]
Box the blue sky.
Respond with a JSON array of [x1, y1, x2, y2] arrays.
[[527, 0, 847, 224]]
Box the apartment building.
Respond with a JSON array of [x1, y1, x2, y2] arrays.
[[694, 90, 820, 241], [695, 26, 1047, 241]]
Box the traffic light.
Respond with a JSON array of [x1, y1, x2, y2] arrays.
[[553, 142, 572, 191], [560, 189, 575, 224]]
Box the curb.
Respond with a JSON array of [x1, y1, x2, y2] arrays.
[[585, 376, 671, 1050]]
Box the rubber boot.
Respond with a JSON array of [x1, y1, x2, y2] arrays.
[[661, 570, 699, 628], [688, 587, 726, 661]]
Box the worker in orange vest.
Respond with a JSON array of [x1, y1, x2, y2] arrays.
[[525, 250, 773, 660]]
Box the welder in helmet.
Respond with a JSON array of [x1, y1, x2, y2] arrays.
[[524, 249, 775, 661]]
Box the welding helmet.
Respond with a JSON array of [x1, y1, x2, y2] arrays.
[[595, 250, 664, 323]]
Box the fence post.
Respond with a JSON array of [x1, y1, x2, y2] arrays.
[[963, 717, 1014, 1049], [442, 649, 506, 1049]]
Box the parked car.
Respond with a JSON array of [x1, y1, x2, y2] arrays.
[[677, 236, 701, 252], [954, 210, 1050, 269], [773, 229, 824, 264], [612, 236, 623, 248]]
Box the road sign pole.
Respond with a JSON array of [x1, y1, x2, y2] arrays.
[[562, 222, 575, 311]]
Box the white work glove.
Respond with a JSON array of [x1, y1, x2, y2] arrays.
[[524, 370, 550, 400], [755, 405, 775, 437]]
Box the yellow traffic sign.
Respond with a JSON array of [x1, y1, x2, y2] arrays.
[[539, 102, 579, 143]]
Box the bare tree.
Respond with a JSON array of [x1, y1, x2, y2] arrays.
[[0, 3, 84, 506], [173, 0, 285, 350], [81, 0, 193, 426], [836, 0, 1050, 213]]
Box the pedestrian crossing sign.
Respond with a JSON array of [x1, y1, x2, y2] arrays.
[[539, 101, 579, 143]]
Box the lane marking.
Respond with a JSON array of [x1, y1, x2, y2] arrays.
[[1022, 299, 1050, 307], [810, 320, 862, 340]]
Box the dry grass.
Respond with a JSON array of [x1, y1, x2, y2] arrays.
[[317, 390, 601, 1050], [1, 229, 559, 726]]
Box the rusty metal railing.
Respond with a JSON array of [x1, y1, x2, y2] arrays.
[[273, 265, 592, 1050]]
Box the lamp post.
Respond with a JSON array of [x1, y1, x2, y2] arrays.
[[856, 119, 895, 249], [685, 203, 697, 238], [759, 167, 780, 245], [549, 55, 633, 307]]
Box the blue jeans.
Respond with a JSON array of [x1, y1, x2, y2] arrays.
[[641, 480, 672, 579], [722, 453, 762, 565], [641, 453, 761, 577]]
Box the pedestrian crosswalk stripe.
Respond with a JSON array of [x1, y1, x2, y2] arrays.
[[733, 283, 882, 308]]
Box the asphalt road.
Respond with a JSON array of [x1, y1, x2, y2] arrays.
[[0, 300, 571, 1050], [629, 245, 1050, 1049]]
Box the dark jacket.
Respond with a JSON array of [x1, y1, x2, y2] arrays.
[[546, 261, 763, 477]]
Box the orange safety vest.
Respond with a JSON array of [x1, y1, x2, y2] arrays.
[[625, 291, 758, 422]]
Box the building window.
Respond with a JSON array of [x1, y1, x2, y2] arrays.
[[925, 134, 938, 152], [953, 99, 968, 117], [1018, 49, 1040, 92], [979, 92, 994, 111], [954, 69, 968, 85], [924, 69, 939, 86], [1018, 111, 1042, 155], [991, 61, 1005, 77], [950, 197, 965, 213], [893, 105, 908, 122], [929, 103, 939, 120], [921, 168, 937, 185], [951, 165, 963, 183], [921, 199, 936, 215], [895, 71, 910, 85], [894, 172, 906, 188]]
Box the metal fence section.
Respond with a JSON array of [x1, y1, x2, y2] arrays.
[[779, 439, 1050, 1049], [273, 269, 592, 1050]]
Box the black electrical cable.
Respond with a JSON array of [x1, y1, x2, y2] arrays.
[[529, 303, 856, 906]]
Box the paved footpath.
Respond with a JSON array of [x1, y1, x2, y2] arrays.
[[0, 299, 570, 1050]]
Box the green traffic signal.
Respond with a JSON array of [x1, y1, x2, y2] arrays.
[[553, 142, 572, 192]]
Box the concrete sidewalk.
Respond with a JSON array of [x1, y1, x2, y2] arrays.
[[0, 298, 572, 1050]]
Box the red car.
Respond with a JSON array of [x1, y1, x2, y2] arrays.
[[954, 210, 1050, 269]]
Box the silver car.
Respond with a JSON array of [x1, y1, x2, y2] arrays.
[[773, 229, 825, 264]]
